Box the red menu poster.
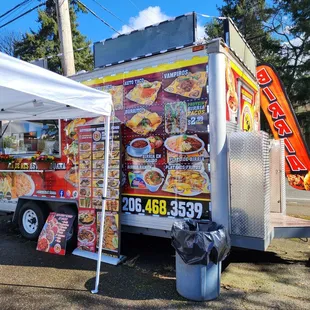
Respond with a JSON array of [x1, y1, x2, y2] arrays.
[[77, 119, 121, 257], [37, 212, 75, 255]]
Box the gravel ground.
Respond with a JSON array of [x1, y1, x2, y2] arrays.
[[0, 214, 309, 310]]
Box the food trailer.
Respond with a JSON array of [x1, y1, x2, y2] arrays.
[[1, 13, 310, 265]]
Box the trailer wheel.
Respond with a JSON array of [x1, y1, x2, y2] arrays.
[[18, 202, 47, 240]]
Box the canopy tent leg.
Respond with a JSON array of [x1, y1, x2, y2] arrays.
[[91, 114, 111, 294]]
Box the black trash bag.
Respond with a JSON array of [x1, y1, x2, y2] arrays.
[[171, 219, 231, 265]]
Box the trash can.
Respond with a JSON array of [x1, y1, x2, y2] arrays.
[[171, 219, 230, 301]]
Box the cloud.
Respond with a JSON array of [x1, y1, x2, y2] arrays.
[[117, 6, 172, 35], [196, 23, 206, 40], [114, 6, 206, 42]]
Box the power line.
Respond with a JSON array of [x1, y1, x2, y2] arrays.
[[0, 2, 46, 30], [90, 0, 134, 30], [74, 0, 120, 34], [38, 43, 93, 60], [127, 0, 157, 24], [127, 0, 140, 12], [0, 0, 35, 23], [0, 0, 33, 19]]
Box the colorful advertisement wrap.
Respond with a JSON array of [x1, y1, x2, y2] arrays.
[[226, 58, 260, 132], [257, 64, 310, 191], [77, 121, 121, 257], [37, 212, 75, 255], [85, 56, 211, 220], [0, 118, 94, 211]]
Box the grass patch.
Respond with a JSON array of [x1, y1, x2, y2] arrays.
[[288, 214, 310, 221]]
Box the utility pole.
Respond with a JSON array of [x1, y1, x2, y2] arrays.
[[55, 0, 75, 76]]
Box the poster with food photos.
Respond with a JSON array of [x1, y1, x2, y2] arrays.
[[37, 212, 75, 255], [77, 120, 121, 257], [225, 57, 259, 132], [83, 56, 211, 220]]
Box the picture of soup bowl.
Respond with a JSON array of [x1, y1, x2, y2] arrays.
[[129, 138, 151, 156], [143, 168, 165, 192]]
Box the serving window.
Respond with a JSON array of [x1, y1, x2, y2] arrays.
[[0, 120, 60, 156]]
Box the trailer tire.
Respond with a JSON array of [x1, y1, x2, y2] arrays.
[[18, 202, 47, 240]]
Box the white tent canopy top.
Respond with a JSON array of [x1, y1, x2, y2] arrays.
[[0, 52, 113, 294], [0, 52, 113, 120]]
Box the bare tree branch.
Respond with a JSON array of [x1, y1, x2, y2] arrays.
[[0, 30, 21, 56]]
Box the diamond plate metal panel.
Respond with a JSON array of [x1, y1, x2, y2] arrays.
[[226, 121, 238, 134], [229, 131, 270, 238]]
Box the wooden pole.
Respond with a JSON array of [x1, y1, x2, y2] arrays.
[[55, 0, 75, 76]]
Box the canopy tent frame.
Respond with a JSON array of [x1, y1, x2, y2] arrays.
[[0, 52, 114, 294]]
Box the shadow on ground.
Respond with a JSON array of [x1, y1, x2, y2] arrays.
[[1, 214, 309, 309]]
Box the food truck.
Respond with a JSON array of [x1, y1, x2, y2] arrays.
[[1, 14, 310, 260]]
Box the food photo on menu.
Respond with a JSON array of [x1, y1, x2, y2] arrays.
[[102, 84, 124, 110], [225, 59, 238, 122], [97, 212, 119, 252], [106, 199, 119, 212], [78, 227, 96, 247], [143, 167, 165, 192], [164, 71, 207, 99], [162, 168, 210, 196], [125, 136, 163, 159], [126, 80, 162, 106], [77, 208, 97, 252], [164, 134, 209, 166], [125, 108, 162, 136], [165, 101, 187, 134], [63, 140, 78, 165], [64, 118, 87, 141], [78, 210, 96, 226]]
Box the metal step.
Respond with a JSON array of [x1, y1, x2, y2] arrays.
[[271, 213, 310, 238]]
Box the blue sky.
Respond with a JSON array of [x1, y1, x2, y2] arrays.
[[0, 0, 223, 43]]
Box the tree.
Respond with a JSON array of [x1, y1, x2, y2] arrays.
[[0, 30, 21, 56], [205, 0, 309, 109], [205, 0, 282, 63], [14, 0, 93, 74], [268, 0, 310, 108], [205, 0, 310, 143]]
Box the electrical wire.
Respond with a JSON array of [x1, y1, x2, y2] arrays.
[[0, 2, 46, 29], [44, 43, 93, 59], [0, 0, 35, 23], [74, 0, 120, 34], [0, 0, 33, 19], [90, 0, 134, 30], [127, 0, 157, 24]]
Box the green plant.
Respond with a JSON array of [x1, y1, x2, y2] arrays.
[[0, 154, 14, 162], [31, 152, 55, 162], [3, 136, 15, 148]]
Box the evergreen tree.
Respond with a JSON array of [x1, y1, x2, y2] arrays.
[[14, 0, 93, 74], [205, 0, 310, 137], [205, 0, 282, 63], [270, 0, 310, 108]]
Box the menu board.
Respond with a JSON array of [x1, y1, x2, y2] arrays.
[[84, 57, 211, 220], [225, 57, 260, 131], [77, 120, 121, 257], [238, 82, 255, 132], [37, 212, 75, 255]]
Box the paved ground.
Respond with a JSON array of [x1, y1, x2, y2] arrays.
[[286, 182, 310, 205], [286, 182, 310, 216], [0, 213, 309, 310]]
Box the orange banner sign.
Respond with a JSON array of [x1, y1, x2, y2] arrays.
[[257, 64, 310, 191]]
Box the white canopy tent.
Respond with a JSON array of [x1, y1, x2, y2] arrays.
[[0, 52, 112, 294]]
